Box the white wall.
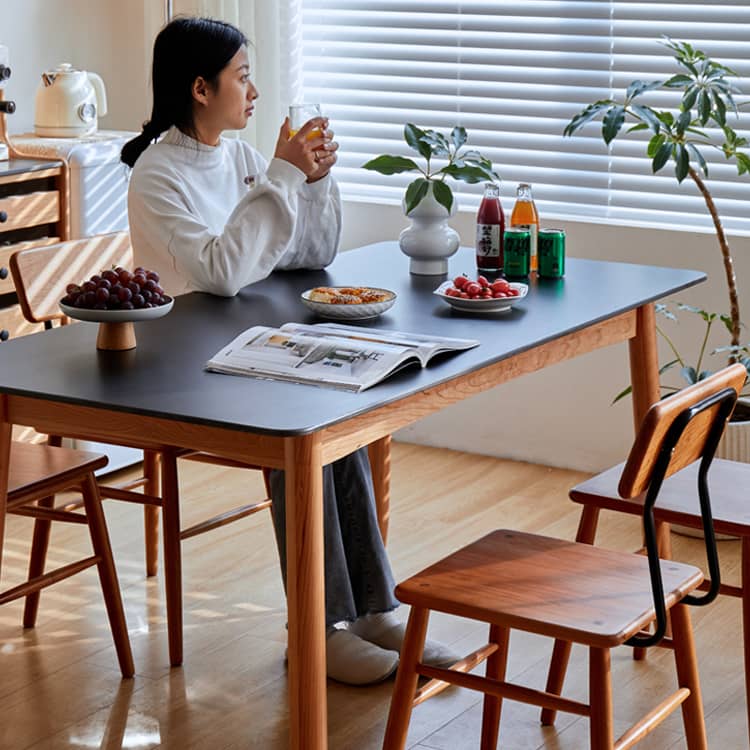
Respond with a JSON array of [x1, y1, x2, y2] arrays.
[[3, 2, 747, 472]]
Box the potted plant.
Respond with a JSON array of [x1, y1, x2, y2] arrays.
[[564, 37, 750, 454], [363, 124, 499, 275]]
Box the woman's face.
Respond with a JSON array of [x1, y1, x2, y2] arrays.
[[205, 46, 257, 132]]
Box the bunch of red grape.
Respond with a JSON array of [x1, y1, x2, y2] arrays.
[[61, 267, 171, 311]]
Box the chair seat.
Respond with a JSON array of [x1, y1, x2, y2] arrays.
[[395, 529, 703, 648], [572, 458, 750, 537], [7, 442, 108, 506]]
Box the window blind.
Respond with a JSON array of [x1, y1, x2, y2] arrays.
[[301, 0, 750, 233]]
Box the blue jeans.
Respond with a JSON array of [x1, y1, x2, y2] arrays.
[[269, 447, 399, 627]]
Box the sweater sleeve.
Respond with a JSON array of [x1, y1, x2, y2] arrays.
[[274, 172, 342, 271], [129, 156, 309, 297]]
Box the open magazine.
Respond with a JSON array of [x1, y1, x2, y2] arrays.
[[205, 322, 480, 392]]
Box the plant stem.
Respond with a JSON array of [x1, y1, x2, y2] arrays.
[[656, 324, 686, 367], [688, 166, 742, 359], [695, 317, 713, 374]]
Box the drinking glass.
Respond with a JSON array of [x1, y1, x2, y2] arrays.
[[288, 103, 322, 138]]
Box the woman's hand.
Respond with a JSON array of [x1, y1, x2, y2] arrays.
[[306, 125, 338, 183], [274, 117, 330, 178]]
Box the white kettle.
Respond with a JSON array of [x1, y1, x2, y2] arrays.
[[34, 63, 108, 138]]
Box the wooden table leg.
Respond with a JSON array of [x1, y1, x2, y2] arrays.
[[368, 435, 392, 544], [0, 400, 11, 583], [160, 449, 183, 667], [285, 433, 327, 750], [143, 450, 160, 577]]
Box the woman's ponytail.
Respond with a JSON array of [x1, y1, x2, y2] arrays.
[[121, 118, 169, 168]]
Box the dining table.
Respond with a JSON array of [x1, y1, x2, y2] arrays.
[[0, 241, 705, 749]]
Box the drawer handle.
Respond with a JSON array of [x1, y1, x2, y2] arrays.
[[0, 330, 8, 342], [0, 211, 7, 223], [0, 267, 7, 280]]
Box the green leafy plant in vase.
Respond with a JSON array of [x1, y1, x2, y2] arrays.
[[564, 37, 750, 426], [363, 124, 500, 275]]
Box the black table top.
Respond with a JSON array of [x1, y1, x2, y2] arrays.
[[0, 243, 705, 436]]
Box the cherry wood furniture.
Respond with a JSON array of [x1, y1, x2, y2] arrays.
[[0, 439, 133, 677], [542, 371, 750, 741], [9, 231, 274, 623], [0, 243, 705, 748], [382, 364, 745, 750]]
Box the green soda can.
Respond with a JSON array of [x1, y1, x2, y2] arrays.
[[503, 227, 531, 279], [538, 228, 565, 278]]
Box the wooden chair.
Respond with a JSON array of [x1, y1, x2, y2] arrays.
[[543, 363, 750, 739], [9, 232, 273, 662], [1, 440, 134, 677], [382, 363, 746, 750]]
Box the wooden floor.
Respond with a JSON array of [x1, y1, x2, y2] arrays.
[[0, 442, 746, 749]]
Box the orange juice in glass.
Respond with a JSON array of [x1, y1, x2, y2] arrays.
[[289, 103, 323, 139]]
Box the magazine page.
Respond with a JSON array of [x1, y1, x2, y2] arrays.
[[205, 326, 420, 392], [280, 322, 480, 365]]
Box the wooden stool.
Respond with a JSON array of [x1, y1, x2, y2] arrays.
[[1, 441, 134, 678]]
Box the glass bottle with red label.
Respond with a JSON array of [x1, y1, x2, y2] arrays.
[[475, 183, 505, 272]]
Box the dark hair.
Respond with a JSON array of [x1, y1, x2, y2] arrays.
[[121, 16, 247, 167]]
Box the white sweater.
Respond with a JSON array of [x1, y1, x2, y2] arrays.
[[127, 127, 342, 297]]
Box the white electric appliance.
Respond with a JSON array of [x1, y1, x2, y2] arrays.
[[34, 63, 108, 138], [12, 130, 141, 471]]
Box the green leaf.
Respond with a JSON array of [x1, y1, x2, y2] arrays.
[[362, 154, 421, 175], [681, 366, 699, 385], [451, 126, 467, 150], [404, 124, 432, 160], [647, 133, 666, 158], [676, 109, 691, 134], [627, 123, 650, 133], [687, 143, 708, 178], [674, 143, 689, 182], [563, 100, 613, 137], [663, 74, 693, 88], [652, 142, 672, 173], [682, 87, 698, 111], [404, 178, 430, 214], [736, 152, 750, 176], [420, 131, 450, 156], [631, 105, 662, 133], [626, 79, 664, 99], [611, 384, 634, 404], [602, 105, 625, 144], [698, 90, 711, 125], [431, 180, 453, 213], [712, 92, 727, 126], [440, 163, 497, 184]]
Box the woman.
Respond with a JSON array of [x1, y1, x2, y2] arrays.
[[122, 16, 456, 685]]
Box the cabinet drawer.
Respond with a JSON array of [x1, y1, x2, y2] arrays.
[[0, 303, 44, 342], [0, 191, 60, 232], [0, 236, 61, 295]]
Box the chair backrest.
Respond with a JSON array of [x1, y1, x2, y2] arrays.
[[10, 232, 132, 325], [618, 363, 747, 499]]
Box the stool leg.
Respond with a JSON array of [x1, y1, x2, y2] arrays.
[[589, 646, 614, 750], [480, 624, 510, 750], [80, 473, 134, 678], [541, 505, 600, 726], [160, 450, 183, 667], [742, 536, 750, 742], [382, 606, 429, 750], [670, 603, 707, 750], [143, 450, 160, 577], [22, 493, 55, 628]]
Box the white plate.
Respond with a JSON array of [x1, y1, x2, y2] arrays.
[[60, 298, 174, 323], [300, 287, 396, 320], [433, 281, 528, 313]]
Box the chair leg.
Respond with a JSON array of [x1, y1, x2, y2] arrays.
[[588, 646, 614, 750], [541, 505, 600, 726], [670, 603, 707, 750], [741, 536, 750, 742], [160, 449, 183, 667], [143, 450, 160, 577], [79, 473, 134, 678], [480, 624, 510, 750], [382, 606, 430, 750], [22, 493, 55, 628]]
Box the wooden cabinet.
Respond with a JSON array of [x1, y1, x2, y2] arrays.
[[0, 158, 68, 340]]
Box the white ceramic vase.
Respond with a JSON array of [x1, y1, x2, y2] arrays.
[[398, 183, 460, 275]]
